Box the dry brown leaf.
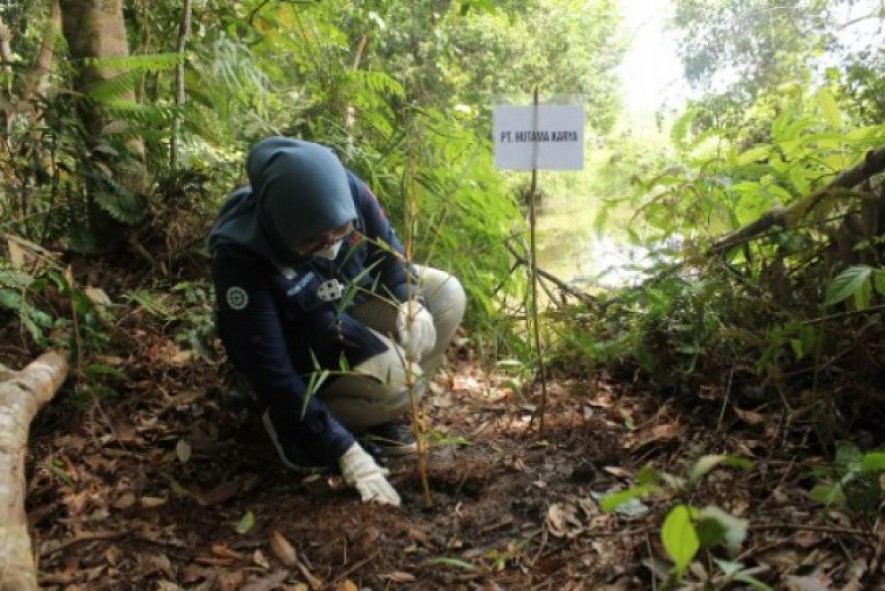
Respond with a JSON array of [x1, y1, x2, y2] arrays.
[[112, 492, 136, 510], [6, 236, 27, 268], [113, 421, 139, 443], [179, 564, 213, 585], [785, 574, 831, 591], [171, 349, 198, 365], [176, 439, 192, 464], [756, 547, 802, 570], [83, 565, 107, 582], [139, 496, 167, 509], [406, 527, 431, 545], [252, 549, 271, 569], [380, 571, 417, 583], [239, 570, 289, 591], [545, 502, 584, 539], [215, 570, 246, 591], [733, 406, 766, 426], [137, 552, 174, 578], [103, 545, 121, 566], [84, 286, 112, 306], [197, 479, 241, 506], [291, 555, 324, 591], [270, 530, 298, 567], [793, 530, 823, 549], [56, 434, 88, 453], [210, 544, 246, 562], [587, 395, 614, 408], [603, 466, 632, 479], [337, 580, 358, 591], [632, 420, 681, 449]]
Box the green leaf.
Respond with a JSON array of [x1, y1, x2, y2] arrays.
[[860, 452, 885, 473], [695, 506, 748, 553], [714, 558, 743, 577], [809, 483, 845, 506], [835, 440, 863, 472], [0, 288, 23, 310], [733, 572, 775, 591], [766, 184, 794, 204], [28, 307, 55, 328], [853, 277, 872, 310], [823, 265, 872, 307], [816, 87, 842, 129], [233, 510, 255, 534], [736, 145, 772, 166], [688, 455, 753, 483], [714, 559, 776, 591], [787, 167, 810, 195], [661, 504, 699, 577], [0, 269, 34, 288], [872, 270, 885, 297], [599, 485, 652, 513]]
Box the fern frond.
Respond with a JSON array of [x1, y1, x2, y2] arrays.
[[84, 53, 181, 72], [86, 70, 141, 102], [103, 101, 176, 127], [356, 70, 405, 98], [671, 107, 698, 149], [93, 190, 146, 225], [183, 106, 223, 144]]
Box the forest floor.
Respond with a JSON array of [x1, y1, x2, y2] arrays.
[[8, 273, 883, 591]]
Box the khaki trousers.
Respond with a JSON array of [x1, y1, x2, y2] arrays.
[[319, 266, 466, 430]]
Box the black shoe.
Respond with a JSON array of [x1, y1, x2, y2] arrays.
[[262, 410, 330, 474], [361, 420, 418, 457]]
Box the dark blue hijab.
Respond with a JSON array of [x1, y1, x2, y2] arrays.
[[209, 137, 357, 266]]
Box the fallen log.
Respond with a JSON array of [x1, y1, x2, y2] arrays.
[[0, 351, 68, 591], [709, 146, 885, 255]]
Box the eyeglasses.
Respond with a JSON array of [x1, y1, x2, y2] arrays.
[[294, 221, 354, 256]]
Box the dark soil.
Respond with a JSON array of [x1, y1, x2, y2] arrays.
[[21, 346, 884, 590]]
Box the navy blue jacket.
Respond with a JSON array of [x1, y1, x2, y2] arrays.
[[211, 173, 414, 464]]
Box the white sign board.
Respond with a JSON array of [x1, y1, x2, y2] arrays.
[[493, 104, 584, 170]]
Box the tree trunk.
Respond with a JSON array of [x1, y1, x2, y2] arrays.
[[1, 2, 61, 145], [170, 0, 192, 171], [0, 351, 68, 591], [58, 0, 148, 249], [59, 0, 136, 136], [25, 0, 62, 103]]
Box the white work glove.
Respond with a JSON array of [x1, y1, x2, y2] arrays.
[[395, 300, 437, 361], [338, 443, 401, 507]]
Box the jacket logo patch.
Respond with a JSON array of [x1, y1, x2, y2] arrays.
[[226, 286, 249, 310], [316, 279, 344, 302]]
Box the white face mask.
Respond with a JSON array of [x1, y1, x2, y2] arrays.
[[312, 239, 344, 260]]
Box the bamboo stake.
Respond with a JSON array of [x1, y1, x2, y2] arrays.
[[527, 88, 549, 438], [403, 119, 432, 507]]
